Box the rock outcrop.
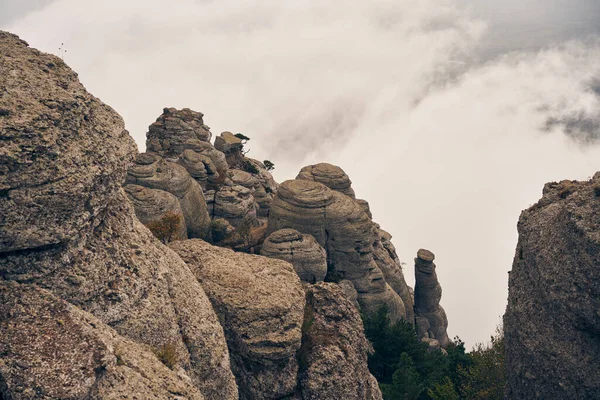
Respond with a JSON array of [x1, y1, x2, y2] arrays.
[[125, 153, 212, 239], [414, 249, 449, 348], [124, 184, 188, 241], [0, 281, 205, 400], [299, 283, 383, 400], [169, 239, 305, 400], [504, 177, 600, 399], [267, 179, 408, 323], [0, 32, 237, 400], [146, 107, 212, 156], [261, 228, 328, 283], [297, 163, 356, 198], [215, 131, 244, 154]]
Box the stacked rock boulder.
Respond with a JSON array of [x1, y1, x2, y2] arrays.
[[266, 164, 415, 326], [0, 31, 237, 399], [414, 249, 449, 349], [504, 177, 600, 399]]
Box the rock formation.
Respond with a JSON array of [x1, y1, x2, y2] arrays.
[[267, 179, 408, 323], [169, 239, 305, 399], [0, 281, 205, 399], [0, 31, 237, 399], [215, 131, 244, 154], [297, 163, 356, 198], [504, 177, 600, 399], [414, 249, 449, 349], [125, 152, 212, 239], [299, 283, 383, 400], [261, 228, 328, 283], [123, 184, 188, 241], [146, 107, 212, 156]]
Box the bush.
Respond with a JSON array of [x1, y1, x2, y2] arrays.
[[244, 160, 259, 174], [263, 160, 275, 171], [146, 212, 182, 244], [153, 343, 178, 369], [234, 133, 250, 142]]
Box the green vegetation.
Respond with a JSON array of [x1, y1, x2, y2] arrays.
[[362, 306, 504, 399], [244, 160, 259, 174], [235, 133, 250, 142], [263, 160, 275, 171], [153, 343, 178, 369], [146, 212, 182, 244]]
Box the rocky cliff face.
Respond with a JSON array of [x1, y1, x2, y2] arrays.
[[0, 31, 237, 399], [0, 31, 388, 399], [504, 177, 600, 399]]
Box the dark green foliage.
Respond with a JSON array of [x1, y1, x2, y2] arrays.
[[427, 377, 459, 400], [458, 326, 505, 400], [263, 160, 275, 171], [362, 306, 472, 400], [244, 160, 259, 174], [235, 133, 250, 142]]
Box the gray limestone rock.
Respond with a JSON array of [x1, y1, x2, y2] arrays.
[[504, 177, 600, 399], [414, 249, 449, 348], [373, 228, 415, 325], [261, 229, 328, 283], [126, 153, 211, 239], [215, 131, 244, 154], [299, 282, 383, 400], [297, 163, 356, 198], [208, 184, 259, 227], [124, 184, 188, 241], [0, 281, 205, 400], [267, 179, 406, 323], [146, 107, 212, 157], [169, 239, 305, 400], [0, 32, 237, 400]]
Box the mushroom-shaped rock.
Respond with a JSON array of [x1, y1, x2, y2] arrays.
[[0, 282, 205, 399], [0, 32, 237, 399], [299, 282, 383, 400], [261, 229, 327, 283], [215, 131, 244, 154], [297, 163, 356, 198], [169, 239, 305, 400], [146, 107, 212, 157], [126, 153, 211, 239], [267, 180, 406, 323], [414, 249, 449, 348], [124, 184, 188, 241]]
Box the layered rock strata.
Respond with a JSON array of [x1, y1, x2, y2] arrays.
[[146, 107, 212, 156], [267, 179, 407, 323], [504, 177, 600, 399], [297, 163, 356, 198], [0, 32, 237, 400], [261, 228, 328, 283], [414, 249, 449, 348]]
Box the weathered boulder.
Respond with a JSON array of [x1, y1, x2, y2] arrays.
[[208, 184, 258, 227], [414, 249, 449, 348], [126, 153, 211, 239], [261, 228, 327, 283], [297, 163, 356, 199], [299, 283, 383, 400], [0, 32, 237, 400], [215, 131, 244, 154], [177, 148, 216, 187], [146, 107, 212, 157], [124, 184, 188, 241], [504, 177, 600, 399], [267, 179, 406, 323], [169, 239, 305, 400], [0, 281, 205, 399]]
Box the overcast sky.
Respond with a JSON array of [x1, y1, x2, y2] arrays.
[[3, 0, 600, 348]]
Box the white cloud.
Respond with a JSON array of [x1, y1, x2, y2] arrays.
[[5, 0, 600, 347]]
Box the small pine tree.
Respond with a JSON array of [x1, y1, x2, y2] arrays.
[[146, 212, 182, 244], [234, 133, 250, 143], [263, 160, 275, 171]]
